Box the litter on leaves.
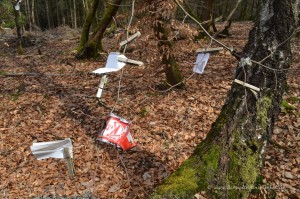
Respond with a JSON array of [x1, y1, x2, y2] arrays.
[[97, 113, 137, 150]]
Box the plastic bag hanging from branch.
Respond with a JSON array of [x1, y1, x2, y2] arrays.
[[193, 53, 210, 74], [92, 52, 144, 75], [92, 52, 143, 98], [92, 52, 126, 74], [193, 47, 223, 74]]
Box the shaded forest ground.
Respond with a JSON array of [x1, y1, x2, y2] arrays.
[[0, 22, 299, 199]]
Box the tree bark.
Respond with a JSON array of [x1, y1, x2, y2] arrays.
[[12, 0, 23, 54], [201, 0, 214, 31], [45, 0, 51, 29], [152, 1, 185, 88], [152, 0, 298, 198], [77, 0, 101, 53], [76, 0, 122, 59], [24, 0, 32, 31], [31, 0, 36, 27], [34, 0, 40, 28], [73, 0, 77, 28], [13, 1, 22, 38]]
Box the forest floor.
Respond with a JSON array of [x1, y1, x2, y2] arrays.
[[0, 22, 299, 199]]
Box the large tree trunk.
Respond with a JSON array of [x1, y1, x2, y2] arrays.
[[31, 0, 36, 25], [34, 0, 40, 28], [152, 0, 298, 198], [77, 0, 101, 53], [76, 0, 122, 59], [45, 0, 51, 29], [73, 0, 77, 28], [201, 0, 214, 30], [152, 1, 185, 88], [24, 0, 32, 31]]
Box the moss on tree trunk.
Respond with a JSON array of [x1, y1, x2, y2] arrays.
[[77, 0, 123, 59], [163, 55, 184, 88], [77, 0, 102, 53], [152, 0, 298, 198], [152, 1, 185, 88]]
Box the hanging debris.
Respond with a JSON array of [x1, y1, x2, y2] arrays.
[[193, 47, 223, 74], [97, 114, 137, 150], [193, 53, 210, 74]]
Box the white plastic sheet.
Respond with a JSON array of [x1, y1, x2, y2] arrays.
[[92, 52, 126, 74], [193, 53, 210, 74], [30, 138, 73, 160]]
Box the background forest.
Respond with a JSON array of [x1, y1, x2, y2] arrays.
[[0, 0, 259, 30]]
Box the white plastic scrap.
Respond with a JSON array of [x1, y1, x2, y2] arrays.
[[30, 138, 73, 160], [193, 53, 210, 74], [92, 52, 126, 74]]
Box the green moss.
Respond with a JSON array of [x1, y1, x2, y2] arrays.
[[164, 56, 185, 88], [227, 133, 260, 199], [152, 145, 221, 198], [281, 100, 296, 111], [153, 15, 184, 89], [292, 2, 299, 24], [43, 94, 50, 100], [77, 41, 100, 59], [0, 70, 7, 76], [152, 164, 198, 198], [10, 90, 22, 101], [104, 23, 116, 36], [78, 0, 100, 51], [240, 155, 258, 185], [256, 97, 272, 129], [287, 96, 300, 103], [250, 175, 264, 195], [197, 144, 221, 190], [139, 107, 149, 117], [152, 94, 268, 199], [17, 43, 24, 55]]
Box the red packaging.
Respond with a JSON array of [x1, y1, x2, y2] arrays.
[[97, 114, 136, 150]]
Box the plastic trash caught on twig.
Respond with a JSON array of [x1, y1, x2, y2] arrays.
[[193, 53, 210, 74], [97, 113, 137, 150]]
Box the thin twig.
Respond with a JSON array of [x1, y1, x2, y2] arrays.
[[173, 0, 233, 51], [213, 0, 243, 36]]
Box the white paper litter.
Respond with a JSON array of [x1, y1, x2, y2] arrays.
[[30, 138, 73, 160], [193, 53, 210, 74], [92, 52, 126, 74]]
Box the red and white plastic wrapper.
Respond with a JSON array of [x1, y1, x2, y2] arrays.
[[97, 113, 137, 150]]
